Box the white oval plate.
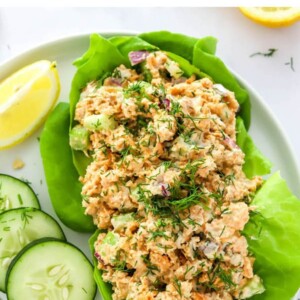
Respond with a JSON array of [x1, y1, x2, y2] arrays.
[[0, 32, 300, 300]]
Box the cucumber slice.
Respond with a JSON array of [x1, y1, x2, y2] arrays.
[[0, 208, 65, 292], [0, 174, 40, 213], [6, 238, 96, 300]]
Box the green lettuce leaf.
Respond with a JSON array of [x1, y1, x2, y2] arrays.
[[69, 34, 128, 175], [193, 38, 251, 129], [109, 35, 158, 65], [89, 230, 113, 300], [244, 172, 300, 299], [40, 102, 95, 232], [236, 117, 272, 178], [139, 31, 251, 129], [139, 30, 198, 62], [70, 33, 126, 123]]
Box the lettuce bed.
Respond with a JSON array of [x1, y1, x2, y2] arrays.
[[40, 31, 300, 299]]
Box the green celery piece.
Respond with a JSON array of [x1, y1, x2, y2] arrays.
[[244, 172, 300, 299], [193, 37, 251, 129], [40, 102, 95, 232], [89, 230, 113, 300], [236, 117, 272, 178]]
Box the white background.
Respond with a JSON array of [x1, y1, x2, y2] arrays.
[[0, 7, 299, 160]]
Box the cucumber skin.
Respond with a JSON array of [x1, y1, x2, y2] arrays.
[[6, 238, 97, 300], [6, 237, 61, 288], [0, 173, 40, 211]]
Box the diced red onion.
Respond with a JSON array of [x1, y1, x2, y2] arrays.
[[94, 252, 105, 264], [161, 183, 171, 197], [223, 137, 240, 150], [161, 98, 171, 111], [128, 51, 149, 66]]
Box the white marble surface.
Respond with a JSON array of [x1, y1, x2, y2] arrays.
[[0, 7, 299, 162]]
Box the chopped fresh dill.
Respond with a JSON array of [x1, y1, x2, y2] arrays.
[[219, 225, 226, 237], [173, 277, 182, 296], [112, 68, 122, 79], [169, 187, 206, 211], [141, 254, 159, 275], [148, 230, 170, 241], [250, 48, 278, 58], [184, 265, 194, 278], [285, 57, 295, 72], [207, 261, 236, 291]]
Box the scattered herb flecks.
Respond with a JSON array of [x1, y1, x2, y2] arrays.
[[285, 57, 295, 72], [21, 210, 33, 228], [20, 177, 32, 185], [250, 48, 278, 58]]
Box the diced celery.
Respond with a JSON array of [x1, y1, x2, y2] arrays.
[[102, 231, 119, 246], [98, 232, 120, 258], [111, 213, 135, 231], [240, 275, 265, 299], [69, 125, 90, 150], [83, 114, 117, 131]]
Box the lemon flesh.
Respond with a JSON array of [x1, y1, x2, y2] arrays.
[[0, 60, 60, 149], [240, 7, 300, 27]]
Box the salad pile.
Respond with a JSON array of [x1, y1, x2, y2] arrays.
[[40, 31, 300, 300]]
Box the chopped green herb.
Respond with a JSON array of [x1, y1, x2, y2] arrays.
[[173, 277, 182, 296], [250, 48, 278, 58], [20, 178, 32, 185], [148, 230, 170, 241], [17, 194, 23, 205], [285, 57, 295, 72], [141, 254, 159, 275], [21, 211, 33, 228]]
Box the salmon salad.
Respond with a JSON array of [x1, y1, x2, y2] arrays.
[[72, 50, 265, 300]]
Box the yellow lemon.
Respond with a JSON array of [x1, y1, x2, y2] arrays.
[[0, 60, 60, 149], [240, 7, 300, 28]]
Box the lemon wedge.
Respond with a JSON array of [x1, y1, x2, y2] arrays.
[[240, 7, 300, 27], [0, 60, 60, 149]]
